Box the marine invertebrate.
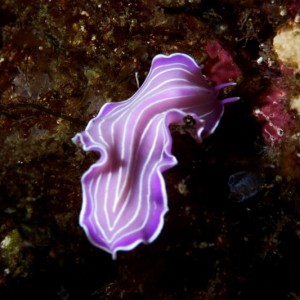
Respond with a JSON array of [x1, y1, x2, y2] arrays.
[[73, 53, 238, 258], [228, 171, 263, 202]]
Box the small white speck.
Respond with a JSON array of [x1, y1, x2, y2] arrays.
[[267, 58, 274, 67], [1, 236, 11, 248], [277, 128, 284, 136], [257, 56, 263, 64], [4, 269, 10, 275], [279, 8, 286, 17], [38, 46, 43, 51], [135, 72, 140, 88], [80, 10, 89, 17]]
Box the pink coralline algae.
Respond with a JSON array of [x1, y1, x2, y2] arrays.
[[73, 53, 238, 258], [253, 85, 293, 144], [204, 41, 242, 84]]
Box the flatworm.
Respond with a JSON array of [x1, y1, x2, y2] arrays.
[[73, 53, 238, 258]]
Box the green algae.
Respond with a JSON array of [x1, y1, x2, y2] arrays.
[[0, 229, 32, 278]]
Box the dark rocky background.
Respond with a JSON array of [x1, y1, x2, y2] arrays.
[[0, 0, 300, 299]]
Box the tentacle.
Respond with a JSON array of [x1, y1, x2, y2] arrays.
[[214, 81, 237, 91]]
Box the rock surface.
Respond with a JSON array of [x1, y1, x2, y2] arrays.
[[0, 0, 300, 299]]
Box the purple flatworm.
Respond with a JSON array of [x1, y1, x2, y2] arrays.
[[73, 53, 238, 258]]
